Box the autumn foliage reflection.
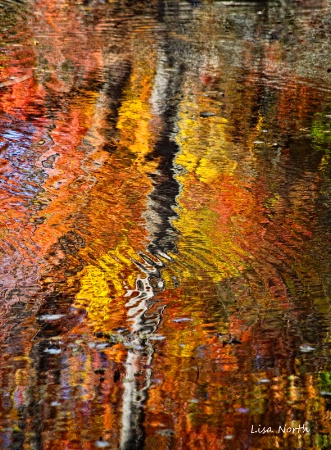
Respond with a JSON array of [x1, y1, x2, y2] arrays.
[[1, 1, 331, 449]]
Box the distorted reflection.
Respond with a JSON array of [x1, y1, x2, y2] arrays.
[[1, 1, 331, 449]]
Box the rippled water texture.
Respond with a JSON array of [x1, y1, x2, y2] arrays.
[[2, 0, 331, 448]]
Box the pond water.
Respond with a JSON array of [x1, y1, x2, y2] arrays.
[[1, 0, 331, 448]]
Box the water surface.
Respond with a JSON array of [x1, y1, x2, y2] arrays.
[[1, 0, 331, 448]]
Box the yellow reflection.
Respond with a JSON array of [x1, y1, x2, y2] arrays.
[[169, 85, 248, 284], [72, 35, 158, 333]]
